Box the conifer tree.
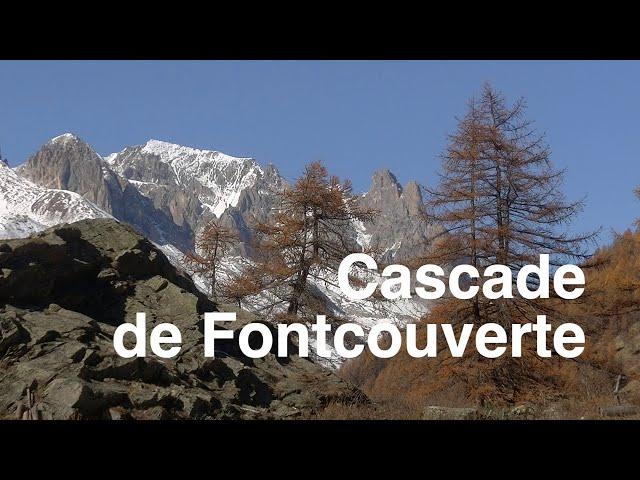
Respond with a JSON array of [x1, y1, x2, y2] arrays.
[[227, 161, 375, 319], [426, 84, 598, 324], [183, 219, 238, 301]]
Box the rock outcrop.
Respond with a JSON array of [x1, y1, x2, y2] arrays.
[[0, 219, 366, 420], [358, 170, 439, 262]]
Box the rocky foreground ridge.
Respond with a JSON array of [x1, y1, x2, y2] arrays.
[[0, 218, 366, 420]]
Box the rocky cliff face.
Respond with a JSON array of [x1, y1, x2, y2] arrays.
[[17, 134, 119, 211], [104, 139, 283, 255], [358, 170, 438, 262], [0, 219, 366, 420]]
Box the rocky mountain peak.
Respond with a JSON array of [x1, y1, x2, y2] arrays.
[[23, 133, 103, 173], [42, 134, 103, 165], [18, 134, 117, 213], [101, 140, 285, 253], [370, 169, 402, 197], [367, 170, 424, 210], [356, 170, 434, 262], [403, 180, 424, 216]]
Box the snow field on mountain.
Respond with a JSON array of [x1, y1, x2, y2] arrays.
[[0, 162, 111, 240]]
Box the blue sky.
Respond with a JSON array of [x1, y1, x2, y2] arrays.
[[0, 61, 638, 244]]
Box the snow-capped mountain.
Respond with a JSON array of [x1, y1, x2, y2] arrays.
[[17, 134, 197, 251], [12, 133, 282, 253], [102, 138, 284, 254], [106, 139, 279, 218], [17, 134, 436, 260], [17, 133, 120, 212], [0, 160, 110, 239], [7, 133, 437, 368]]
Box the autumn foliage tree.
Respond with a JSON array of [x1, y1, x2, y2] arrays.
[[426, 84, 598, 325], [226, 161, 375, 320], [183, 219, 238, 301], [219, 269, 262, 309]]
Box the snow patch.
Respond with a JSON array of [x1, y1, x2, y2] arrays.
[[109, 139, 275, 219], [49, 133, 78, 144], [352, 217, 372, 250]]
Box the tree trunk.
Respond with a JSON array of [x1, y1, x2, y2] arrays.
[[210, 238, 219, 301], [288, 208, 310, 315]]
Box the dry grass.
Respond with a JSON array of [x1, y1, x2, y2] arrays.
[[311, 399, 422, 420]]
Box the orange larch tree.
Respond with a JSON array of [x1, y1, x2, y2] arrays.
[[226, 161, 375, 320], [183, 219, 238, 301], [426, 84, 599, 324]]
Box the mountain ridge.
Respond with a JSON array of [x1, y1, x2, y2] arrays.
[[15, 133, 436, 261], [4, 134, 436, 363]]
